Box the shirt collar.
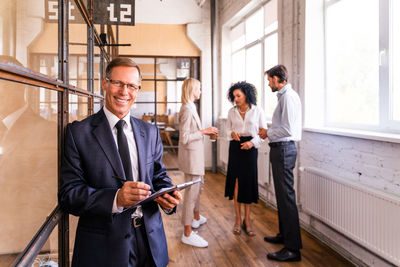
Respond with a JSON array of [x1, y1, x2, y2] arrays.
[[103, 106, 131, 130], [277, 83, 291, 98]]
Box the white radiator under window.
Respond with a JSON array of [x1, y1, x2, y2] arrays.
[[300, 167, 400, 266]]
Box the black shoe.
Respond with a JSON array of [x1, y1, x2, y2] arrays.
[[263, 233, 283, 244], [267, 247, 301, 262]]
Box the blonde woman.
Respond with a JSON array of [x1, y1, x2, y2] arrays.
[[178, 78, 218, 247]]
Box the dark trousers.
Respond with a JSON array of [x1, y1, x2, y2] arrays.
[[270, 142, 302, 250], [129, 220, 156, 267]]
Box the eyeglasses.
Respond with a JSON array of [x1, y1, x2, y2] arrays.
[[106, 78, 141, 92]]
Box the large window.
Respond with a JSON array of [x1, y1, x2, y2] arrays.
[[307, 0, 400, 134], [229, 0, 278, 119]]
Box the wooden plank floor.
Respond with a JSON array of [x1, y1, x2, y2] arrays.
[[162, 171, 354, 267]]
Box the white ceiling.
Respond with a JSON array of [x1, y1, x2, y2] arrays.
[[135, 0, 203, 24]]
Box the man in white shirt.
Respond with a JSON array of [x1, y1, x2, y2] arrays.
[[259, 64, 302, 262]]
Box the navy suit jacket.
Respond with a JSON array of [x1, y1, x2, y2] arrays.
[[59, 109, 173, 267]]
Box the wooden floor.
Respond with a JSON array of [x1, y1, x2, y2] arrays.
[[162, 171, 354, 267]]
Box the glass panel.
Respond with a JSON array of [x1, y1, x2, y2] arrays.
[[177, 58, 190, 80], [245, 9, 263, 45], [392, 0, 400, 121], [264, 33, 278, 70], [0, 80, 58, 256], [157, 80, 180, 105], [156, 58, 177, 80], [132, 103, 156, 121], [246, 43, 262, 105], [326, 0, 379, 125], [157, 104, 180, 125], [231, 22, 245, 52], [264, 34, 278, 118], [34, 225, 59, 266], [131, 57, 155, 79], [232, 50, 245, 82], [69, 22, 88, 90], [0, 1, 58, 76], [94, 98, 103, 113], [94, 47, 102, 95], [69, 94, 89, 122], [264, 0, 278, 34], [136, 80, 156, 103]]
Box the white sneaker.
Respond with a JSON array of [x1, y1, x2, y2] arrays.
[[192, 215, 207, 229], [181, 231, 208, 248]]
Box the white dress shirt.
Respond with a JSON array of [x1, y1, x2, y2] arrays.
[[226, 104, 267, 148], [103, 107, 142, 216], [268, 83, 302, 143]]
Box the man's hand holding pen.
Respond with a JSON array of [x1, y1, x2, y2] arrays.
[[116, 181, 152, 208]]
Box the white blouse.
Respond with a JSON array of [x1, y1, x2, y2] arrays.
[[226, 105, 267, 148]]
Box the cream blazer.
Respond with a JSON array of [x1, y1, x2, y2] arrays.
[[178, 102, 205, 175]]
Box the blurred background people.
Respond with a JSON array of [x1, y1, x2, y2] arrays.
[[225, 81, 267, 236], [178, 78, 218, 247]]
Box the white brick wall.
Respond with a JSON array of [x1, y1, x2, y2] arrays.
[[301, 131, 400, 196]]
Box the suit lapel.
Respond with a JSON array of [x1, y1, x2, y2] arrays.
[[92, 109, 125, 180], [130, 117, 147, 183], [189, 104, 202, 130]]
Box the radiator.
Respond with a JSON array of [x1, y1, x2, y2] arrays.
[[300, 167, 400, 266]]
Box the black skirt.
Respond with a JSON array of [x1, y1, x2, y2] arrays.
[[225, 136, 258, 204]]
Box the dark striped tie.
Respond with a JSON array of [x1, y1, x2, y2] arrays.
[[115, 120, 133, 180]]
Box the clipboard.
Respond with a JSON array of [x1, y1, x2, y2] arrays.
[[124, 178, 202, 211]]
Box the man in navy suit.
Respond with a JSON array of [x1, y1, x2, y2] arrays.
[[59, 57, 182, 267]]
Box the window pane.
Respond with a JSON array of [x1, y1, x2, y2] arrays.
[[232, 50, 245, 82], [231, 22, 245, 52], [264, 0, 278, 34], [392, 0, 400, 121], [264, 33, 278, 118], [94, 48, 102, 95], [177, 58, 190, 80], [132, 103, 156, 120], [136, 80, 156, 103], [69, 94, 89, 122], [0, 80, 57, 256], [156, 58, 177, 80], [326, 0, 379, 125], [264, 33, 278, 71], [0, 1, 58, 76], [69, 23, 88, 90], [246, 44, 262, 105], [245, 9, 263, 45], [131, 57, 155, 79]]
